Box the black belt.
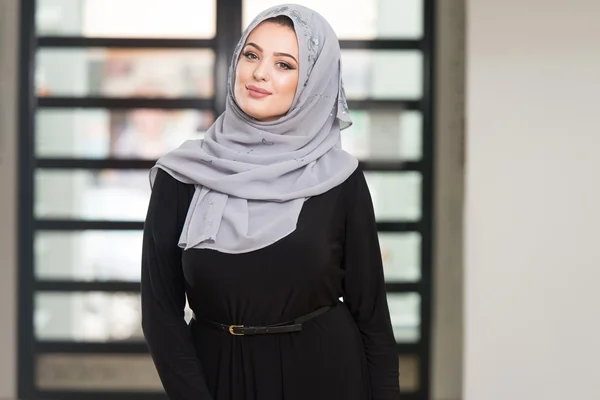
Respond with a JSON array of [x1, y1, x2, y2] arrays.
[[193, 305, 333, 336]]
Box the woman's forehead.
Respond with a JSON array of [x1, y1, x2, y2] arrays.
[[243, 22, 299, 55]]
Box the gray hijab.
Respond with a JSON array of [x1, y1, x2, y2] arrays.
[[150, 4, 358, 254]]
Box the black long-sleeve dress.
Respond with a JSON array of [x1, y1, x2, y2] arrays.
[[141, 166, 400, 400]]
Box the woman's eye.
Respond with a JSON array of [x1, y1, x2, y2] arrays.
[[277, 62, 292, 70], [244, 52, 258, 60]]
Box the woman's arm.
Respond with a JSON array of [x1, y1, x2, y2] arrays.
[[342, 168, 401, 400], [141, 169, 213, 399]]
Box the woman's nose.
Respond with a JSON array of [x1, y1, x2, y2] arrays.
[[253, 63, 269, 81]]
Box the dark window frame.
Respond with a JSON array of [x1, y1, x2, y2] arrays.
[[18, 0, 436, 398]]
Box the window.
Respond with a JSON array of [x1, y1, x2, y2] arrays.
[[19, 0, 435, 398]]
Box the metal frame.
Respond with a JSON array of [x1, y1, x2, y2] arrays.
[[18, 0, 436, 398], [36, 158, 423, 171], [38, 97, 418, 110], [420, 1, 436, 399]]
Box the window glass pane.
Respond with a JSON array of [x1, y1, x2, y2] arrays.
[[36, 109, 213, 159], [380, 232, 421, 282], [36, 231, 143, 281], [36, 171, 421, 222], [243, 0, 423, 39], [35, 170, 150, 221], [342, 110, 422, 161], [342, 51, 422, 100], [39, 231, 419, 283], [36, 48, 214, 98], [36, 292, 144, 341], [399, 355, 420, 392], [37, 0, 216, 38], [37, 355, 419, 392], [365, 172, 421, 221], [37, 354, 163, 391], [387, 293, 420, 342], [36, 293, 193, 342]]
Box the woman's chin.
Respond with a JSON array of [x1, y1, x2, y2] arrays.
[[241, 107, 278, 122]]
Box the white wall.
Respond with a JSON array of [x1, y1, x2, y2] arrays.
[[464, 1, 600, 399], [0, 0, 19, 398]]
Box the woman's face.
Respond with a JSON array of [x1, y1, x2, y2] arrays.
[[234, 21, 300, 122]]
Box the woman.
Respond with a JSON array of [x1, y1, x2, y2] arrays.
[[141, 4, 400, 400]]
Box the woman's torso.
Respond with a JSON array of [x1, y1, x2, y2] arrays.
[[180, 177, 372, 399]]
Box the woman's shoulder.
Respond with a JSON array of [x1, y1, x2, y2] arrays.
[[341, 163, 368, 193], [336, 163, 375, 214], [321, 163, 367, 211], [152, 167, 190, 186], [151, 167, 196, 200]]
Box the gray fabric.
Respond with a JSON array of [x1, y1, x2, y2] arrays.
[[149, 4, 358, 254]]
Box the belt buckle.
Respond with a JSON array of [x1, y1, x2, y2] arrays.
[[228, 325, 245, 336]]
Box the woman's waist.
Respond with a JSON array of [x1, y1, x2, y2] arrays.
[[190, 299, 352, 337]]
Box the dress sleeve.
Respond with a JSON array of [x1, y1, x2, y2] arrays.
[[342, 168, 401, 400], [141, 169, 213, 399]]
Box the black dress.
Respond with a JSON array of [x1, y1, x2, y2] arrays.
[[141, 167, 400, 400]]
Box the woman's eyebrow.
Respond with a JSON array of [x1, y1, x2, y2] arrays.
[[274, 52, 298, 63], [245, 42, 263, 52], [245, 42, 298, 64]]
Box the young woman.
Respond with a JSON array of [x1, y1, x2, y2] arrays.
[[141, 4, 401, 400]]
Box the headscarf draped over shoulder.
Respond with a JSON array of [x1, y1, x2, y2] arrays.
[[150, 4, 358, 254]]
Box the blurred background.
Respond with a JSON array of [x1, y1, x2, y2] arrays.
[[0, 0, 599, 399]]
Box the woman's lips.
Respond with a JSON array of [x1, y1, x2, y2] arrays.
[[246, 84, 272, 99]]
